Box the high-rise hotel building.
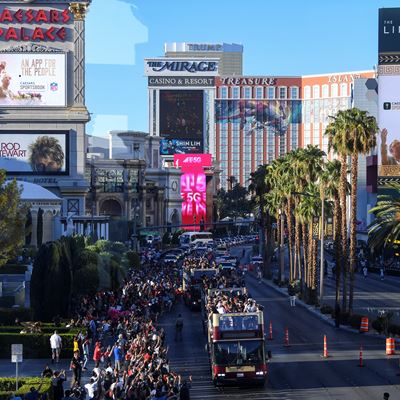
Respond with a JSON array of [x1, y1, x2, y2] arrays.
[[214, 71, 375, 188]]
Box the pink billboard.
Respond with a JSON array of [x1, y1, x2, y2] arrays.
[[174, 154, 212, 231]]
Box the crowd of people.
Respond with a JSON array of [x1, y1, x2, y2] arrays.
[[44, 259, 191, 400]]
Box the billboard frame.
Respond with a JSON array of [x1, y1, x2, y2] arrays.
[[0, 130, 70, 175]]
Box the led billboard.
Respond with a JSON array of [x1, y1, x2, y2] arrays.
[[174, 154, 211, 231], [159, 90, 204, 154], [0, 53, 66, 107], [0, 131, 69, 174], [378, 75, 400, 177], [379, 8, 400, 54]]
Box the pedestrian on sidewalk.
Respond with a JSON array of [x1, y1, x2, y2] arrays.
[[256, 266, 262, 283], [383, 393, 390, 400], [50, 330, 62, 364], [175, 314, 184, 342], [363, 265, 368, 278], [290, 296, 296, 307], [70, 351, 82, 388], [380, 267, 385, 281], [335, 302, 341, 328]]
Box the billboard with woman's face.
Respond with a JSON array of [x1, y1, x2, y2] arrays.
[[0, 131, 69, 174]]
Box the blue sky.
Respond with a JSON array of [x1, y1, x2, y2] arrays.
[[85, 0, 399, 137]]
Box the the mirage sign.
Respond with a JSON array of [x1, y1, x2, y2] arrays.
[[145, 58, 218, 76]]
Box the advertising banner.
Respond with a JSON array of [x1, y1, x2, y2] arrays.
[[379, 8, 400, 54], [215, 99, 301, 136], [0, 53, 66, 107], [378, 75, 400, 177], [145, 58, 218, 76], [159, 90, 204, 154], [0, 131, 69, 174], [174, 154, 211, 231]]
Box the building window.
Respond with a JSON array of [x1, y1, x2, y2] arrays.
[[243, 86, 252, 99], [340, 83, 348, 97], [67, 199, 79, 214], [322, 84, 329, 98], [312, 85, 320, 99], [290, 87, 299, 99], [331, 83, 338, 97], [220, 86, 228, 99], [232, 86, 240, 99], [267, 87, 275, 99], [255, 87, 263, 99], [279, 87, 287, 99], [304, 86, 311, 99]]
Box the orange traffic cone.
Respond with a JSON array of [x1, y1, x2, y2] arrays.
[[359, 345, 364, 367], [268, 321, 273, 340], [323, 335, 329, 358], [284, 327, 290, 347]]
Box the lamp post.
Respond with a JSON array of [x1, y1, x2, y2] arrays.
[[131, 199, 140, 252], [278, 209, 285, 283]]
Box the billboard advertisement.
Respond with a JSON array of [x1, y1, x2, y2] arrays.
[[379, 8, 400, 54], [0, 53, 66, 107], [159, 90, 204, 154], [378, 75, 400, 177], [174, 154, 211, 231], [0, 131, 69, 174], [215, 99, 301, 136]]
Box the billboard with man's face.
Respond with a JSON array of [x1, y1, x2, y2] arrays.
[[378, 75, 400, 177], [159, 90, 204, 154], [0, 53, 66, 107], [0, 131, 69, 174]]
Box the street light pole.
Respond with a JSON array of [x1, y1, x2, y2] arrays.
[[279, 209, 285, 283], [319, 192, 325, 305]]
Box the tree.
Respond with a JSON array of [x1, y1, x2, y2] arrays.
[[369, 183, 400, 250], [0, 170, 26, 267], [326, 108, 378, 313]]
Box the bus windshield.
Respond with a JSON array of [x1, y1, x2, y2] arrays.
[[214, 340, 264, 366]]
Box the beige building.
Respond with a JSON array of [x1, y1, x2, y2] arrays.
[[164, 42, 243, 75]]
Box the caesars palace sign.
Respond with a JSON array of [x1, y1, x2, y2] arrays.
[[0, 0, 89, 42]]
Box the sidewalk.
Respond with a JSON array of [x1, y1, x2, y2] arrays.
[[250, 272, 395, 343]]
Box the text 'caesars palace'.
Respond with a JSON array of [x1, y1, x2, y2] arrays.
[[147, 41, 376, 188]]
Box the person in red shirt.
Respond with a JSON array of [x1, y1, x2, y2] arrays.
[[93, 341, 102, 367]]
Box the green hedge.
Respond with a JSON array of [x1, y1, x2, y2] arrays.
[[0, 332, 74, 359], [0, 378, 52, 400], [0, 265, 28, 275], [0, 308, 34, 325], [0, 326, 80, 334]]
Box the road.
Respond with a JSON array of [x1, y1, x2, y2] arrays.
[[271, 246, 400, 323], [158, 246, 400, 400]]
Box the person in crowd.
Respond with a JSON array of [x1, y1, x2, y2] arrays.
[[51, 370, 66, 400], [50, 330, 62, 364], [41, 365, 53, 378], [175, 314, 184, 342], [69, 351, 82, 388]]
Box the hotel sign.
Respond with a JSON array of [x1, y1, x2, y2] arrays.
[[148, 76, 215, 87], [145, 58, 218, 76]]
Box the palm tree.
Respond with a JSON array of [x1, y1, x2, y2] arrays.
[[322, 160, 342, 308], [249, 165, 273, 277], [369, 183, 400, 250], [326, 108, 378, 313], [346, 109, 378, 313]]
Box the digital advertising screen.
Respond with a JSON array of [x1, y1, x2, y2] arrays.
[[0, 53, 66, 107], [0, 131, 69, 175], [378, 75, 400, 177], [159, 89, 204, 154]]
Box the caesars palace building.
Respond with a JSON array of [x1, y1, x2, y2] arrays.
[[0, 0, 91, 241]]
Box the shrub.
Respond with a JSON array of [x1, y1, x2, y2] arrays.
[[348, 314, 363, 329], [0, 308, 33, 325], [125, 251, 140, 269], [0, 332, 74, 359], [320, 304, 333, 315], [0, 377, 52, 400], [388, 324, 400, 336]]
